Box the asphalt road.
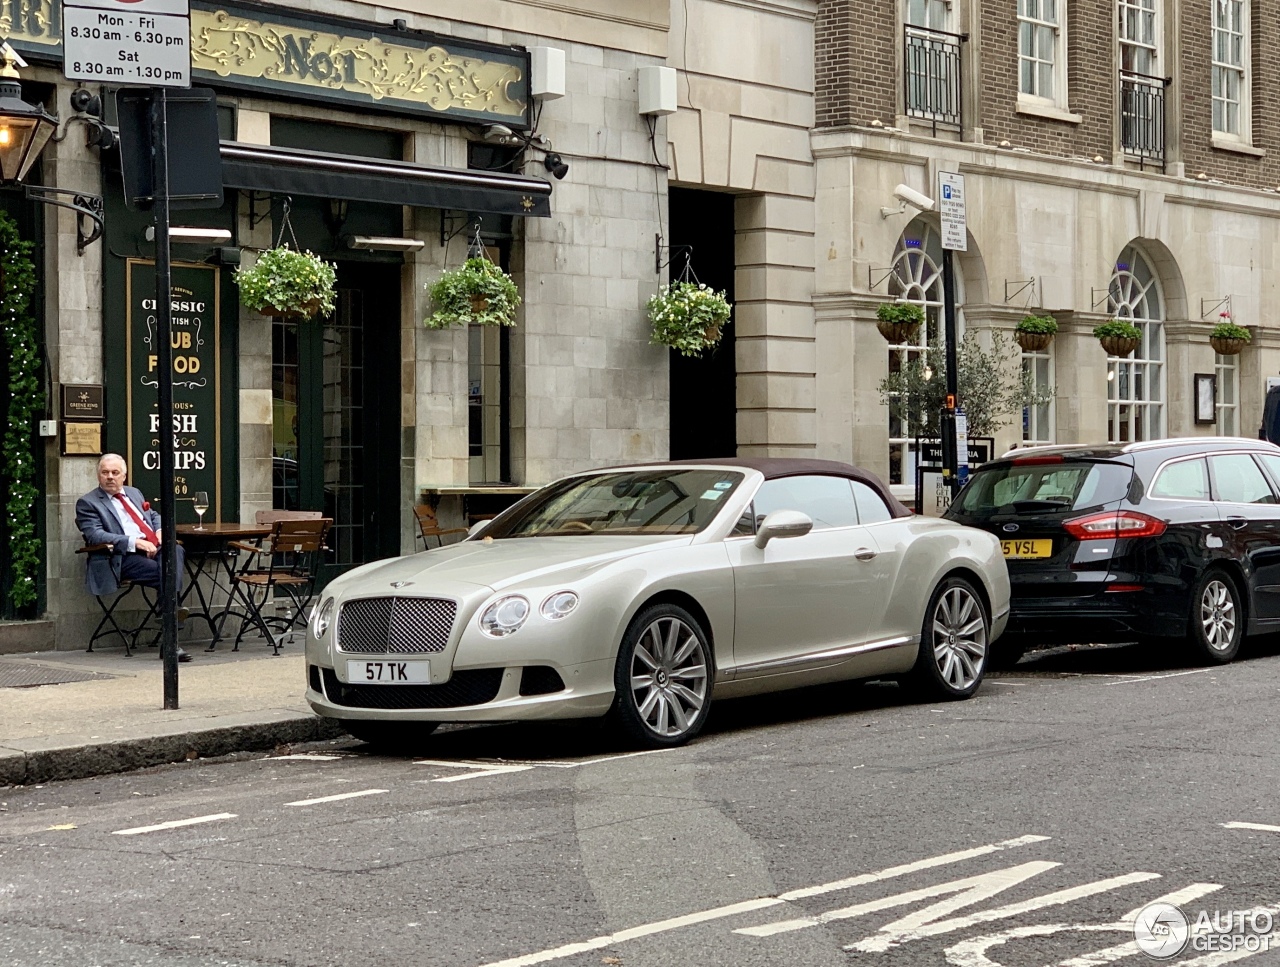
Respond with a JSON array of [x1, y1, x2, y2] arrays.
[[2, 639, 1280, 967]]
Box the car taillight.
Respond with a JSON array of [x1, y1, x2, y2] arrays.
[[1062, 510, 1167, 540], [1011, 454, 1064, 466]]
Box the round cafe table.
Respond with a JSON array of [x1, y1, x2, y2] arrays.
[[176, 522, 272, 646]]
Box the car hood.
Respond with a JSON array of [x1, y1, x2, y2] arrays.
[[329, 535, 692, 596]]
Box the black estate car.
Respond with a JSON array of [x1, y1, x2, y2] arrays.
[[945, 437, 1280, 667]]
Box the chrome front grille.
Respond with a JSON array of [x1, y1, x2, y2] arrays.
[[336, 597, 457, 654]]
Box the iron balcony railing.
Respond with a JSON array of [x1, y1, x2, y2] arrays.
[[904, 26, 965, 134], [1120, 70, 1169, 169]]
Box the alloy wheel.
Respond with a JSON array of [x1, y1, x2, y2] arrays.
[[628, 616, 709, 738], [1199, 578, 1237, 653], [931, 585, 987, 691]]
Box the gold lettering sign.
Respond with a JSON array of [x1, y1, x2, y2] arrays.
[[3, 0, 527, 122]]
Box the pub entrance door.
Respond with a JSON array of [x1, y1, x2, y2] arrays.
[[272, 261, 401, 585]]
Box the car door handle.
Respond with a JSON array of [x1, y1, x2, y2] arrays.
[[854, 547, 877, 561], [1227, 516, 1249, 530]]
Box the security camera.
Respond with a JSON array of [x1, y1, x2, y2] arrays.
[[892, 183, 935, 212]]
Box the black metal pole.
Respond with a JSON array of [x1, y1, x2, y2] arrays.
[[941, 247, 960, 495], [152, 87, 179, 709]]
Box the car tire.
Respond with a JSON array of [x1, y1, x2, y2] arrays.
[[905, 575, 990, 700], [610, 603, 713, 748], [343, 720, 439, 751], [1184, 568, 1243, 665]]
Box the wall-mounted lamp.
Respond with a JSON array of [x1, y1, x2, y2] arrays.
[[145, 225, 233, 244], [343, 234, 425, 252], [481, 123, 521, 145], [0, 45, 56, 182], [542, 152, 569, 180]]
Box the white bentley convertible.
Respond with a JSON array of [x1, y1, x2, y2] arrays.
[[305, 459, 1010, 748]]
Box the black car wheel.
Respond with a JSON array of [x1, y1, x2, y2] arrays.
[[906, 575, 989, 700], [344, 720, 439, 751], [610, 603, 712, 748], [1185, 568, 1243, 665]]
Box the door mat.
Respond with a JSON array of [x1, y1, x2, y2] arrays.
[[0, 660, 117, 689]]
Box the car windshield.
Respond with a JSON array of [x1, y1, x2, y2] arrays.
[[484, 469, 745, 538], [947, 460, 1132, 519]]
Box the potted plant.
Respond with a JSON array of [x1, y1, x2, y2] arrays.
[[1014, 313, 1058, 352], [1209, 313, 1251, 355], [876, 301, 925, 343], [234, 246, 337, 320], [425, 257, 521, 329], [1093, 319, 1142, 357], [647, 281, 733, 357]]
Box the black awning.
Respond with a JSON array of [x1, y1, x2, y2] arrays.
[[218, 141, 552, 217]]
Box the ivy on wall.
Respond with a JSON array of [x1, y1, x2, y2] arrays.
[[0, 211, 42, 611]]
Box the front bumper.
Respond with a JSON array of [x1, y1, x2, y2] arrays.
[[305, 658, 617, 722]]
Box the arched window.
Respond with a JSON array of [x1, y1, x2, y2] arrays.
[[886, 223, 959, 487], [1107, 245, 1165, 442]]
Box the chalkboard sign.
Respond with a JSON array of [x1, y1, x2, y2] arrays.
[[125, 260, 223, 522]]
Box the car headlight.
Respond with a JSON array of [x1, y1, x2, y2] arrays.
[[540, 591, 579, 620], [313, 597, 335, 638], [479, 595, 530, 638]]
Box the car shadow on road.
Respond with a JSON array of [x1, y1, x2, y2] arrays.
[[997, 633, 1280, 677]]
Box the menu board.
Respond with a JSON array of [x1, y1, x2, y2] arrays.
[[125, 260, 222, 523]]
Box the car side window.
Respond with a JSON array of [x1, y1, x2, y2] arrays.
[[752, 476, 859, 530], [1209, 454, 1278, 505], [731, 504, 755, 537], [852, 481, 893, 524], [1150, 459, 1210, 501]]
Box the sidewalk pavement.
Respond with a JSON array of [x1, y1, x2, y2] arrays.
[[0, 639, 346, 787]]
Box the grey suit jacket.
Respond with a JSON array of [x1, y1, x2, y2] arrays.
[[75, 486, 160, 595]]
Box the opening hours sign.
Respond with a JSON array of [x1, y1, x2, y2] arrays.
[[62, 0, 191, 88]]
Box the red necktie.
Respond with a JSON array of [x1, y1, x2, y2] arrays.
[[114, 493, 159, 544]]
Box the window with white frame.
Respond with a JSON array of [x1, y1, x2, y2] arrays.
[[1022, 350, 1054, 445], [1216, 352, 1239, 435], [906, 0, 949, 29], [1018, 0, 1064, 102], [1119, 0, 1160, 75], [1107, 247, 1165, 444], [1212, 0, 1248, 138], [885, 223, 961, 491]]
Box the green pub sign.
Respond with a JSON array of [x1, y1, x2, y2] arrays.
[[126, 260, 223, 523]]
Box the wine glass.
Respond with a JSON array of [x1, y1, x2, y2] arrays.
[[193, 491, 209, 530]]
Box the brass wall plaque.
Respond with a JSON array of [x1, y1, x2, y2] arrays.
[[61, 384, 104, 421], [62, 422, 102, 457], [5, 0, 529, 124]]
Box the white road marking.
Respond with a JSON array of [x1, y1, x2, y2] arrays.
[[533, 750, 674, 768], [1119, 882, 1224, 922], [473, 836, 1048, 967], [475, 897, 786, 967], [112, 813, 236, 836], [1104, 669, 1214, 685], [946, 922, 1128, 967], [285, 789, 388, 806], [412, 760, 535, 782], [848, 871, 1162, 952], [270, 753, 348, 761], [737, 861, 1059, 938], [1222, 822, 1280, 834]]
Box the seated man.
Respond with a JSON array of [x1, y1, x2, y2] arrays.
[[76, 453, 191, 661]]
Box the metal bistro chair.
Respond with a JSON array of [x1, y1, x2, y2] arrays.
[[413, 503, 468, 549], [78, 543, 161, 657], [225, 517, 331, 655]]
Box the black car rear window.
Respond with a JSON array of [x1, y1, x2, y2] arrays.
[[947, 460, 1132, 518]]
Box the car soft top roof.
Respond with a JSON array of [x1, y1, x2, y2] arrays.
[[665, 457, 913, 519]]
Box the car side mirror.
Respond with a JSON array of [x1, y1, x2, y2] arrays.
[[754, 509, 813, 549], [468, 520, 490, 539]]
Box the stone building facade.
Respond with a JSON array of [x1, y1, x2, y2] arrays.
[[0, 0, 819, 647], [814, 0, 1280, 498]]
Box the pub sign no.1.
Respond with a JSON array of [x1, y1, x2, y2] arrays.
[[126, 259, 222, 522]]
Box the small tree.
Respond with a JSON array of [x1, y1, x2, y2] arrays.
[[877, 329, 1050, 439]]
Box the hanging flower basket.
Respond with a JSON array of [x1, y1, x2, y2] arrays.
[[425, 257, 521, 329], [875, 302, 924, 343], [1093, 320, 1141, 357], [648, 281, 733, 357], [1014, 313, 1058, 352], [234, 247, 337, 320], [1209, 319, 1251, 356]]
